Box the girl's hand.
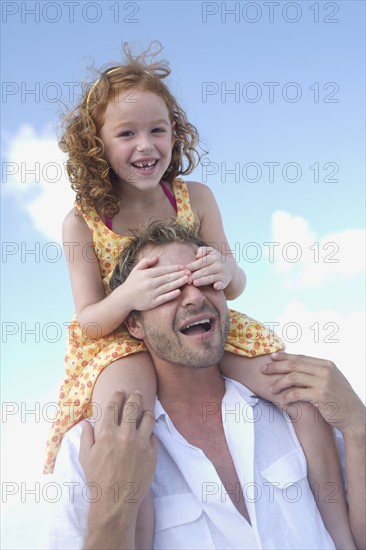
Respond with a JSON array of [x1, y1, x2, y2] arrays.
[[185, 246, 236, 291], [122, 256, 190, 312]]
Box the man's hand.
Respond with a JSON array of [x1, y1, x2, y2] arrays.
[[80, 391, 158, 549], [261, 351, 365, 436]]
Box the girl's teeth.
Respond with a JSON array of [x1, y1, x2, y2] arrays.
[[133, 161, 156, 169]]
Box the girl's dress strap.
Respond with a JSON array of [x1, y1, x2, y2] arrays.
[[160, 181, 177, 212], [102, 182, 177, 231]]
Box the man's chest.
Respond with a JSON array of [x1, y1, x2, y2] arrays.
[[170, 417, 250, 520]]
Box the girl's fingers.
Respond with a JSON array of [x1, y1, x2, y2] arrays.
[[186, 259, 208, 272], [188, 261, 224, 281], [144, 269, 188, 291], [157, 274, 189, 293], [190, 265, 216, 280], [192, 275, 217, 287], [213, 281, 225, 290], [194, 245, 215, 258], [192, 275, 227, 288], [153, 288, 181, 306], [186, 253, 216, 272], [159, 270, 189, 284], [135, 266, 189, 292], [149, 266, 188, 280], [135, 256, 159, 270], [135, 258, 184, 276]]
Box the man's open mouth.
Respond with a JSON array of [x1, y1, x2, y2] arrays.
[[131, 160, 158, 171], [179, 318, 213, 335]]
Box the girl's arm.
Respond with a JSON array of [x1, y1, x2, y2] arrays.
[[63, 208, 132, 337], [186, 182, 246, 300], [63, 208, 189, 337]]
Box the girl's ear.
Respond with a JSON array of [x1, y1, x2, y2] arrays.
[[125, 312, 145, 340]]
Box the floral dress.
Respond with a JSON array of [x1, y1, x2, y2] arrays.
[[44, 179, 283, 473]]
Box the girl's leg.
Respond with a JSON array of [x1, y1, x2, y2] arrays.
[[220, 351, 356, 549], [92, 352, 157, 438], [92, 352, 157, 550]]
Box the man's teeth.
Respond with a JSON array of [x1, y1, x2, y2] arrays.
[[184, 319, 210, 330]]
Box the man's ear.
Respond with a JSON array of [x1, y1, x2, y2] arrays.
[[125, 312, 145, 340]]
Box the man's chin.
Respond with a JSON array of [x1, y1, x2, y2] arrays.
[[142, 317, 228, 370], [177, 345, 225, 370]]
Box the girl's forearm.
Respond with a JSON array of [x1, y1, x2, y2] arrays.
[[224, 265, 246, 300], [77, 285, 132, 337]]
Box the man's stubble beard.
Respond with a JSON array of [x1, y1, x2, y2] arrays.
[[141, 311, 231, 370]]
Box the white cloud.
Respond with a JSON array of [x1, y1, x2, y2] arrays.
[[2, 125, 74, 242], [271, 211, 365, 288], [275, 301, 365, 402]]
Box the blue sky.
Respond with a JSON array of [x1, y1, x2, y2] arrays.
[[1, 1, 365, 547]]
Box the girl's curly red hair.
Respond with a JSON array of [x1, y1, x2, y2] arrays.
[[59, 42, 203, 217]]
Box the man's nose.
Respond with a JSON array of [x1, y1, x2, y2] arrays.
[[180, 282, 205, 308]]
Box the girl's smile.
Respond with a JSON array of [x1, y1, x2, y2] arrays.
[[99, 90, 174, 192]]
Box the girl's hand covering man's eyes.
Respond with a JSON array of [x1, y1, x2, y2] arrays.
[[185, 246, 236, 291], [122, 256, 190, 312]]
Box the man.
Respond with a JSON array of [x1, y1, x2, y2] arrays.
[[49, 221, 365, 550]]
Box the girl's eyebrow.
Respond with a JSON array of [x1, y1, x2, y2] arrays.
[[151, 119, 170, 126], [112, 121, 133, 131], [112, 119, 170, 131]]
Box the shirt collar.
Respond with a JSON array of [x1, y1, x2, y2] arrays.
[[154, 377, 259, 425]]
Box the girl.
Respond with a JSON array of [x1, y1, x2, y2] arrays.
[[45, 43, 355, 548]]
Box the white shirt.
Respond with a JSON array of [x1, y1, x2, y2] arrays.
[[47, 379, 336, 549]]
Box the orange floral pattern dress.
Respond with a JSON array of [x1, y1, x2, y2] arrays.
[[44, 179, 283, 473]]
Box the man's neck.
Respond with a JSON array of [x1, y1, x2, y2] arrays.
[[156, 363, 226, 417]]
